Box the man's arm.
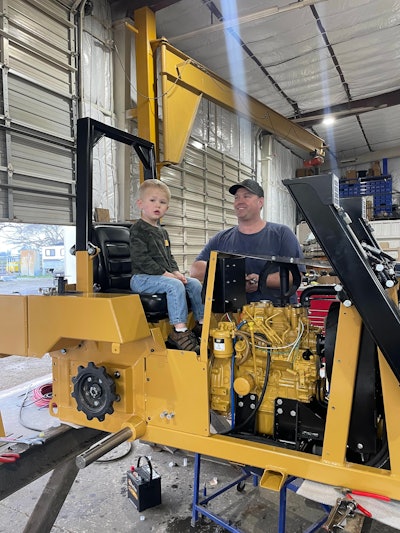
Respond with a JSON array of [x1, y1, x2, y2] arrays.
[[190, 260, 207, 282]]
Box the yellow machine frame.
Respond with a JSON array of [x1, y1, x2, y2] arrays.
[[1, 248, 400, 498]]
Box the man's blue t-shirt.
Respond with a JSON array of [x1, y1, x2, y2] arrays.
[[195, 223, 305, 305]]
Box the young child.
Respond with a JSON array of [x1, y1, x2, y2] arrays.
[[130, 179, 204, 354]]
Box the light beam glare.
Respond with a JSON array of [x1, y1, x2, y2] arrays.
[[220, 0, 248, 113]]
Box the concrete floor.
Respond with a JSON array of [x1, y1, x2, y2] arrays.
[[0, 278, 399, 532]]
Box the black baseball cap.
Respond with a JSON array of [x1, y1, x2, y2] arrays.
[[229, 179, 264, 197]]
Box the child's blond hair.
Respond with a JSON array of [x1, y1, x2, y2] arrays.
[[139, 179, 171, 201]]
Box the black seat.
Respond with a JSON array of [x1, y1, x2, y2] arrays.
[[91, 224, 168, 321]]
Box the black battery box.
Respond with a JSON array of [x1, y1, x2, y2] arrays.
[[127, 456, 162, 512]]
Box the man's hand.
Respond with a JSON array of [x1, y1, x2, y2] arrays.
[[245, 274, 259, 293]]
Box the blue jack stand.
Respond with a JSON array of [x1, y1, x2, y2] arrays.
[[191, 453, 258, 532], [191, 453, 331, 532], [278, 477, 331, 533]]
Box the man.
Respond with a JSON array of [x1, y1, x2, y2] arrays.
[[190, 179, 305, 305]]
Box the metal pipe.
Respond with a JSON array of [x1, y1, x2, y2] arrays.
[[76, 427, 132, 469]]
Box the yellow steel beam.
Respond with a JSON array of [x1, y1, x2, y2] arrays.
[[76, 250, 93, 294], [154, 39, 326, 164], [159, 44, 202, 167], [321, 304, 361, 465], [378, 351, 400, 473], [0, 411, 5, 437], [144, 426, 399, 498], [0, 295, 28, 356], [134, 7, 159, 180]]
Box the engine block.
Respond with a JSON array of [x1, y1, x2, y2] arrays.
[[209, 301, 323, 436]]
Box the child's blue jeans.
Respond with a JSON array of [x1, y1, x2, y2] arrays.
[[130, 274, 204, 325]]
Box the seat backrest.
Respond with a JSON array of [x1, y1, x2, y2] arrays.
[[91, 224, 169, 321], [92, 224, 132, 292]]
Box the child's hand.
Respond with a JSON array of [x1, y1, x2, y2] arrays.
[[173, 271, 187, 284]]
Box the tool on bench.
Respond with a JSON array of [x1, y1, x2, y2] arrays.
[[322, 493, 371, 532], [343, 493, 371, 518], [0, 436, 45, 446], [340, 488, 390, 502], [0, 452, 20, 463], [325, 485, 392, 529]]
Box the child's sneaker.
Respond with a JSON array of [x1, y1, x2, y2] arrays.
[[168, 329, 200, 354], [192, 322, 203, 339]]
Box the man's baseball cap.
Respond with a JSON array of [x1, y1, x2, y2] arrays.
[[229, 179, 264, 197]]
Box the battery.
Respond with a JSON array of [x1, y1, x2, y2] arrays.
[[127, 456, 162, 512]]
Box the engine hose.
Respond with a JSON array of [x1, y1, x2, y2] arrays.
[[367, 440, 389, 469], [229, 323, 246, 424], [299, 285, 338, 306], [230, 354, 236, 424], [365, 423, 389, 469], [221, 349, 272, 436]]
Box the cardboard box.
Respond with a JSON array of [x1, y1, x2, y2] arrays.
[[318, 275, 340, 285], [296, 168, 314, 178], [371, 161, 381, 177], [94, 208, 110, 222], [345, 170, 357, 180]]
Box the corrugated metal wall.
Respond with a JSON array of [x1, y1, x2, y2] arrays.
[[0, 0, 77, 223]]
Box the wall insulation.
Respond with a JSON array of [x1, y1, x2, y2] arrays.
[[81, 0, 117, 221], [262, 135, 302, 231]]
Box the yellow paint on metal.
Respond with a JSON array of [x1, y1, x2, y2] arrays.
[[27, 293, 150, 356], [125, 22, 138, 35], [122, 415, 146, 440], [155, 39, 326, 163], [200, 251, 218, 363], [143, 426, 399, 497], [0, 295, 28, 356], [49, 338, 149, 434], [378, 351, 400, 473], [159, 39, 202, 165], [134, 7, 158, 180], [145, 350, 209, 436], [322, 304, 361, 465], [48, 329, 209, 437], [76, 250, 94, 294], [2, 245, 399, 500], [234, 376, 252, 396], [0, 411, 5, 437], [260, 468, 287, 491]]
